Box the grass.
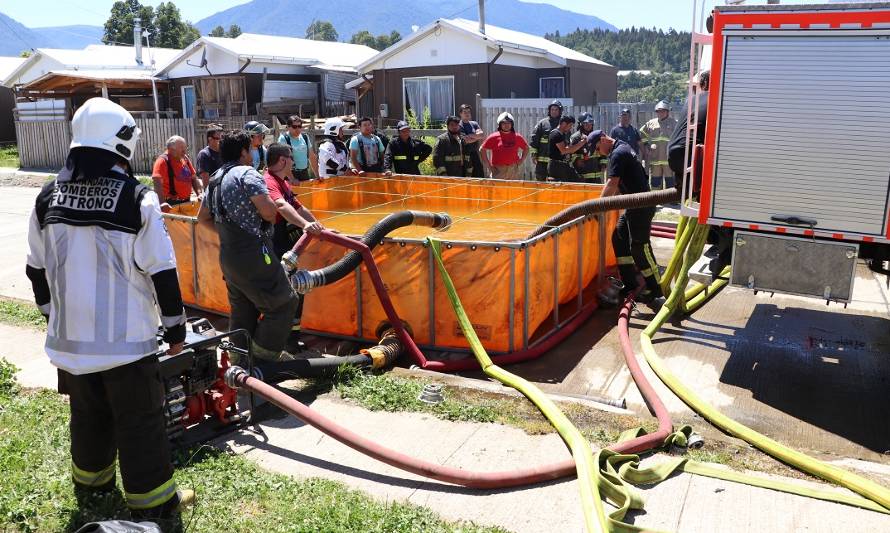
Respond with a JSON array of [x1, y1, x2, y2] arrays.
[[0, 362, 508, 533], [0, 297, 46, 330], [0, 145, 19, 169]]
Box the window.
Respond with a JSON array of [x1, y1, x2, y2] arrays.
[[539, 77, 565, 99], [403, 76, 454, 121]]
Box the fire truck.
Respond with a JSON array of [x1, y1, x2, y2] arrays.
[[682, 1, 890, 303]]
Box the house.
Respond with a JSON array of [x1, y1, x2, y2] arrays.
[[354, 18, 617, 123], [155, 34, 378, 119], [2, 44, 180, 119], [0, 57, 26, 143]]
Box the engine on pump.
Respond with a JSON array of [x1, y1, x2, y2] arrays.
[[157, 319, 244, 445]]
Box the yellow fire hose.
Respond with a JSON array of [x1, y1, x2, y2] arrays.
[[642, 217, 890, 511], [428, 238, 608, 532], [430, 233, 888, 533]]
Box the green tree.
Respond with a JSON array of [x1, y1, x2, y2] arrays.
[[227, 24, 242, 38], [209, 25, 225, 37], [545, 27, 692, 72], [103, 0, 155, 46], [152, 2, 200, 48], [349, 29, 401, 51], [103, 1, 199, 50], [19, 50, 32, 58], [306, 20, 338, 42]]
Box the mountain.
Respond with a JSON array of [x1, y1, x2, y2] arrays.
[[195, 0, 616, 41], [31, 25, 104, 50], [0, 12, 103, 56], [0, 12, 46, 56]]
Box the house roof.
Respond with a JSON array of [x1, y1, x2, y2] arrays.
[[356, 18, 612, 73], [0, 57, 27, 82], [156, 33, 378, 76], [3, 44, 179, 87], [20, 68, 167, 94]]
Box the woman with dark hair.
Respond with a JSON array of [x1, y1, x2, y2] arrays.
[[480, 112, 530, 180]]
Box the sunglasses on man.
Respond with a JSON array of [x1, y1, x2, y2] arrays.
[[290, 123, 303, 129]]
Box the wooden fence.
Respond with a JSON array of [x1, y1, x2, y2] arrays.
[[15, 101, 667, 178], [15, 115, 258, 174], [476, 99, 663, 180]]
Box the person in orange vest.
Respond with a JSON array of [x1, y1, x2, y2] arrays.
[[151, 135, 203, 210]]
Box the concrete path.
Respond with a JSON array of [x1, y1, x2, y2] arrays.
[[0, 185, 40, 301], [224, 394, 890, 533]]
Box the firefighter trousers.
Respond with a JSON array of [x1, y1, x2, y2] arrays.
[[612, 206, 662, 295], [58, 354, 177, 511]]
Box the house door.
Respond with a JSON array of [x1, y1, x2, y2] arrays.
[[181, 85, 196, 118]]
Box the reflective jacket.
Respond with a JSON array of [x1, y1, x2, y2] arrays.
[[383, 136, 432, 175], [433, 132, 472, 177], [570, 130, 608, 182], [26, 167, 186, 375], [640, 116, 678, 169], [529, 116, 560, 164]]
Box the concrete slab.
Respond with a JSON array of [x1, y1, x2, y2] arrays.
[[0, 323, 54, 389], [0, 186, 41, 301]]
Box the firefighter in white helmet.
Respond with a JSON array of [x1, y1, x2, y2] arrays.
[[25, 97, 193, 526], [640, 100, 678, 189], [317, 117, 349, 179]]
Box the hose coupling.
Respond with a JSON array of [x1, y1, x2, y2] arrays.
[[289, 269, 325, 294], [280, 250, 300, 273], [409, 211, 452, 230], [687, 433, 705, 449], [224, 366, 249, 389]]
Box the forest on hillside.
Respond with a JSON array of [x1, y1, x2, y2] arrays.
[[545, 27, 691, 72]]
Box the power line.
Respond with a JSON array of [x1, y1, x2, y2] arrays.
[[0, 14, 36, 52]]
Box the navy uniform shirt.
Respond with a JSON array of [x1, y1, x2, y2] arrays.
[[609, 124, 641, 150], [607, 140, 649, 195]]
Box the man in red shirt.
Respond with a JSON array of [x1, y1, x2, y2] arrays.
[[152, 135, 203, 209], [263, 143, 324, 258], [480, 112, 530, 180]]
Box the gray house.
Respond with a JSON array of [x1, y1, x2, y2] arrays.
[[354, 18, 617, 125]]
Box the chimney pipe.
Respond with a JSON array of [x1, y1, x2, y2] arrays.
[[478, 0, 485, 35], [134, 17, 143, 65]]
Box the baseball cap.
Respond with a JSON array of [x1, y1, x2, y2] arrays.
[[620, 108, 631, 115], [588, 129, 605, 148], [396, 120, 410, 131], [445, 115, 460, 125]]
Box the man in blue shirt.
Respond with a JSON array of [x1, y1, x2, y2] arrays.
[[278, 115, 318, 181], [458, 104, 485, 177], [609, 108, 641, 152]]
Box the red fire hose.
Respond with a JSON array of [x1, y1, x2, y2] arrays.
[[224, 295, 673, 488]]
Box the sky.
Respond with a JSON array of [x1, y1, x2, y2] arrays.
[[2, 0, 830, 31]]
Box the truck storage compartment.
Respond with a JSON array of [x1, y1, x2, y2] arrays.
[[710, 31, 890, 236], [730, 231, 859, 302]]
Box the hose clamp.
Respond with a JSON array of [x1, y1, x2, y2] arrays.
[[290, 269, 324, 294]]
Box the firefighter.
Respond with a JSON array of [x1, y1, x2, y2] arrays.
[[433, 116, 473, 177], [570, 112, 606, 183], [529, 100, 563, 181], [547, 115, 586, 182], [640, 101, 678, 189], [25, 98, 193, 526], [383, 120, 433, 176], [590, 128, 663, 303]]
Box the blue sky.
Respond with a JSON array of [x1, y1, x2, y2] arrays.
[[4, 1, 817, 31]]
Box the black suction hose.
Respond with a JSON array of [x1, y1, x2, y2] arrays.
[[527, 188, 680, 239], [290, 210, 451, 294], [256, 354, 372, 381]]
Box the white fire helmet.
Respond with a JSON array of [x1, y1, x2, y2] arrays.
[[323, 117, 346, 136], [69, 97, 141, 160], [655, 101, 670, 112], [497, 111, 514, 125]]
